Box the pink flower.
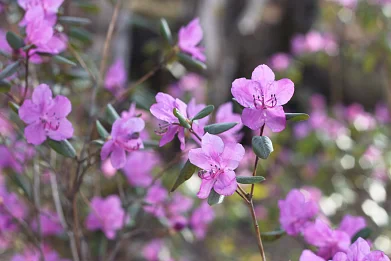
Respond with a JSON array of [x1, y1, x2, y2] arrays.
[[11, 244, 70, 261], [278, 189, 319, 236], [215, 102, 243, 143], [189, 133, 244, 199], [85, 195, 126, 239], [104, 58, 127, 95], [150, 93, 207, 150], [101, 159, 117, 178], [144, 183, 168, 218], [190, 201, 215, 239], [32, 209, 63, 236], [375, 103, 390, 124], [100, 117, 145, 169], [269, 53, 291, 71], [333, 238, 390, 261], [18, 0, 64, 26], [142, 240, 173, 261], [303, 219, 350, 259], [178, 18, 206, 62], [231, 64, 294, 132], [338, 215, 366, 238], [300, 250, 326, 261], [25, 17, 53, 46], [19, 84, 73, 145], [165, 193, 193, 230], [123, 151, 159, 187]]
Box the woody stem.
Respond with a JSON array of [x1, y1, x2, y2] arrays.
[[250, 124, 265, 197]]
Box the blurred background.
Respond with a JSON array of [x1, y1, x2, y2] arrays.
[[2, 0, 391, 260]]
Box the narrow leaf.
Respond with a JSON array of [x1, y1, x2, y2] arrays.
[[173, 108, 191, 129], [47, 139, 77, 158], [8, 101, 20, 113], [0, 80, 11, 93], [53, 55, 77, 66], [0, 61, 21, 80], [6, 32, 24, 50], [159, 18, 173, 44], [106, 104, 120, 124], [171, 159, 198, 192], [252, 136, 273, 159], [92, 139, 104, 146], [58, 16, 92, 25], [143, 140, 159, 149], [192, 105, 214, 121], [285, 113, 310, 122], [96, 120, 109, 139], [204, 122, 237, 135], [207, 189, 224, 206], [177, 53, 207, 71], [261, 230, 286, 242], [236, 176, 265, 184], [351, 228, 371, 243], [9, 173, 31, 198]]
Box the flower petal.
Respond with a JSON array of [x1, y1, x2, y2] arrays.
[[332, 253, 348, 261], [221, 143, 245, 170], [159, 125, 179, 147], [110, 145, 126, 169], [347, 238, 370, 261], [273, 78, 294, 106], [47, 118, 74, 141], [100, 140, 114, 160], [19, 100, 40, 124], [300, 250, 325, 261], [197, 178, 215, 199], [251, 64, 275, 89], [49, 95, 72, 118], [265, 106, 286, 132], [363, 251, 391, 261], [32, 84, 53, 109], [214, 170, 237, 196], [25, 122, 46, 145], [201, 133, 224, 159], [231, 78, 261, 108], [189, 148, 211, 170], [242, 108, 265, 130]]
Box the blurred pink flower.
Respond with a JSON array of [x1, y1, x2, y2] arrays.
[[101, 117, 145, 169], [278, 189, 319, 236], [165, 193, 193, 230], [101, 159, 117, 178], [142, 240, 174, 261], [231, 64, 294, 132], [85, 195, 126, 239], [18, 0, 64, 26], [338, 215, 366, 238], [333, 238, 390, 261], [178, 18, 206, 62], [11, 244, 70, 261], [104, 58, 127, 95], [190, 201, 215, 239], [303, 219, 350, 258], [216, 102, 243, 143], [19, 84, 74, 145], [32, 208, 63, 236], [25, 17, 53, 46], [123, 151, 159, 187], [144, 183, 168, 218], [375, 103, 390, 124], [269, 53, 291, 72], [189, 133, 244, 199]]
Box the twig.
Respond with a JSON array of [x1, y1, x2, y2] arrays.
[[250, 124, 264, 197], [21, 51, 30, 104], [247, 200, 267, 261], [33, 159, 44, 261]]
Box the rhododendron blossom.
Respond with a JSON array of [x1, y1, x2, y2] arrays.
[[338, 215, 366, 238], [104, 58, 127, 95], [100, 117, 145, 169], [19, 84, 73, 145], [85, 195, 126, 239], [215, 102, 243, 143], [32, 209, 63, 236], [189, 133, 244, 199], [18, 0, 64, 26], [231, 64, 294, 132], [178, 18, 205, 62], [190, 201, 215, 239], [122, 151, 159, 187]]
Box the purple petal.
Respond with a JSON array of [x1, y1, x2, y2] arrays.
[[24, 122, 46, 145], [123, 117, 145, 134], [242, 108, 265, 130], [221, 143, 245, 170], [189, 148, 211, 170], [101, 140, 114, 160], [19, 100, 40, 124], [273, 79, 294, 106], [48, 95, 72, 118], [265, 106, 286, 132], [338, 215, 366, 238], [300, 250, 325, 261], [363, 251, 391, 261], [159, 125, 179, 147], [178, 18, 203, 48], [231, 78, 261, 108], [150, 92, 178, 123], [197, 178, 215, 199], [347, 238, 370, 261], [214, 170, 237, 196], [32, 84, 52, 109], [201, 133, 224, 159], [110, 145, 126, 169], [332, 253, 348, 261], [47, 118, 74, 141], [251, 64, 275, 89]]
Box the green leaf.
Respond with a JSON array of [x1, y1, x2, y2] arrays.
[[207, 189, 224, 206], [0, 61, 21, 80], [171, 159, 198, 192], [204, 122, 237, 135], [236, 176, 265, 184], [47, 139, 77, 158], [9, 173, 31, 198], [75, 2, 100, 14], [58, 16, 92, 25], [177, 53, 207, 71], [69, 27, 92, 44], [252, 136, 273, 159], [159, 18, 173, 45], [285, 113, 310, 122], [6, 32, 24, 50], [192, 105, 214, 121], [106, 104, 120, 124], [173, 108, 191, 129], [261, 230, 286, 242], [96, 120, 109, 139], [92, 139, 104, 146], [8, 101, 19, 114], [351, 228, 372, 243], [0, 80, 11, 93], [53, 55, 77, 66], [143, 140, 159, 149]]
